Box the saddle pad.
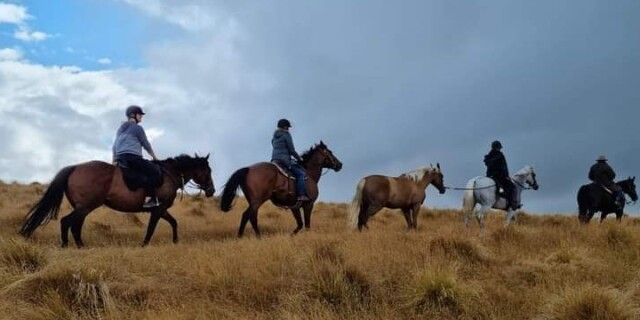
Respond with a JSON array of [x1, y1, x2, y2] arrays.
[[117, 162, 164, 192]]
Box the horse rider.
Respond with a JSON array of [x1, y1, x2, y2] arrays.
[[589, 155, 624, 207], [271, 118, 310, 202], [484, 140, 518, 210], [112, 105, 161, 208]]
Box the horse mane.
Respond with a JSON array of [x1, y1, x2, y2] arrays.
[[400, 167, 434, 182], [159, 154, 206, 171], [514, 165, 533, 177], [300, 144, 322, 166]]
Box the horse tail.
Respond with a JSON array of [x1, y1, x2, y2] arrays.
[[462, 179, 476, 218], [220, 167, 249, 212], [19, 165, 76, 238], [348, 178, 366, 229]]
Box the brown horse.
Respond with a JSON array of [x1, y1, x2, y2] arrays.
[[220, 141, 342, 237], [348, 164, 445, 230], [19, 154, 215, 247]]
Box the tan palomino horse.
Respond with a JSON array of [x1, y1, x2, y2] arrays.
[[348, 164, 445, 230]]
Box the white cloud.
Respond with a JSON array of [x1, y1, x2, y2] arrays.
[[0, 2, 29, 24], [97, 58, 112, 65], [0, 48, 22, 61], [14, 26, 50, 42], [120, 0, 214, 31]]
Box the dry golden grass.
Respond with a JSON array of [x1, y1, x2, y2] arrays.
[[1, 181, 640, 319]]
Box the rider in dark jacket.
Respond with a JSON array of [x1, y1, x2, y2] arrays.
[[271, 119, 310, 202], [589, 155, 624, 207], [484, 140, 518, 210]]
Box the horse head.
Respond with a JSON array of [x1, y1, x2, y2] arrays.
[[430, 163, 446, 194], [172, 154, 216, 197], [517, 165, 539, 190], [301, 141, 343, 172], [619, 176, 638, 202]]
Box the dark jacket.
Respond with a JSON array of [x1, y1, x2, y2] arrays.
[[589, 162, 616, 186], [484, 149, 509, 179], [271, 129, 301, 167]]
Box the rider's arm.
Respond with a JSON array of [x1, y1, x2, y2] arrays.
[[285, 132, 302, 162], [136, 126, 158, 161]]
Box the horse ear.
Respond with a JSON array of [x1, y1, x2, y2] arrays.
[[205, 153, 210, 160], [195, 152, 199, 158], [633, 176, 636, 181], [437, 162, 441, 170], [319, 140, 326, 147]]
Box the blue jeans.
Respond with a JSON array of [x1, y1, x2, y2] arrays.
[[290, 164, 307, 196]]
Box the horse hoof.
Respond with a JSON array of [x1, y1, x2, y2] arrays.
[[173, 239, 179, 244], [61, 243, 68, 248]]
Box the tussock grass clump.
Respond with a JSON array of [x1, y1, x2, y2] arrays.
[[308, 262, 372, 309], [537, 284, 639, 320], [545, 247, 580, 265], [400, 266, 474, 316], [0, 238, 47, 273], [429, 236, 489, 264], [605, 225, 634, 251], [490, 226, 525, 244], [4, 265, 114, 319]]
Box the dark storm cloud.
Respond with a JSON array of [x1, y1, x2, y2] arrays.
[[206, 0, 640, 213]]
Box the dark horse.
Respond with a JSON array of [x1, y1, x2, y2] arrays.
[[220, 141, 342, 237], [19, 154, 215, 247], [577, 177, 637, 223]]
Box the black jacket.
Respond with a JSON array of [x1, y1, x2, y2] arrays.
[[589, 162, 616, 186], [484, 149, 509, 179]]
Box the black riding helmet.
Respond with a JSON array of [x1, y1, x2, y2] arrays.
[[125, 105, 146, 118], [277, 118, 292, 129], [491, 140, 502, 150]]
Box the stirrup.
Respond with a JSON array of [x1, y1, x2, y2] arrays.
[[142, 197, 161, 208]]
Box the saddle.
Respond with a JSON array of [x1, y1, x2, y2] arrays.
[[270, 161, 308, 181], [116, 160, 164, 192]]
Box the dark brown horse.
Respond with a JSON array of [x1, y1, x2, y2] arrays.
[[348, 164, 445, 230], [220, 141, 342, 237], [577, 177, 637, 223], [19, 154, 215, 247]]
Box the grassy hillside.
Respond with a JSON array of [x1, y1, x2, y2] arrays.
[[0, 181, 639, 319]]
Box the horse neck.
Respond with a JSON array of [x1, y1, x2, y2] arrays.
[[161, 161, 188, 189], [302, 156, 324, 182], [418, 172, 434, 190], [511, 173, 528, 192]]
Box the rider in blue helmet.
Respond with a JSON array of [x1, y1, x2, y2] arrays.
[[271, 118, 310, 202], [112, 105, 161, 208], [484, 140, 518, 210]]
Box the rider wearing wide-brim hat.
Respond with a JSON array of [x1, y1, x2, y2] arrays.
[[589, 155, 624, 207], [112, 105, 161, 208]]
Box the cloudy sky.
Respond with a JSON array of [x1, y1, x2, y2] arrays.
[[0, 0, 639, 214]]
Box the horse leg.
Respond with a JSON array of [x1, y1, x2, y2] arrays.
[[616, 210, 623, 223], [60, 211, 77, 248], [249, 208, 261, 238], [238, 207, 252, 238], [401, 208, 412, 230], [303, 202, 315, 230], [70, 211, 89, 248], [160, 210, 179, 243], [142, 209, 163, 246], [504, 208, 516, 227], [477, 205, 491, 231], [290, 208, 303, 235], [600, 212, 607, 223], [411, 204, 421, 229]]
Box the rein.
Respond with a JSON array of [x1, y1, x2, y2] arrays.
[[445, 184, 496, 191]]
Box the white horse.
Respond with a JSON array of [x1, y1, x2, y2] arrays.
[[462, 165, 539, 230]]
